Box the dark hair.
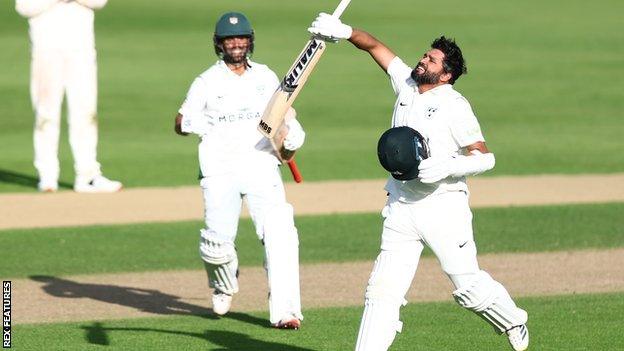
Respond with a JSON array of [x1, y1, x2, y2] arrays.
[[431, 36, 466, 84]]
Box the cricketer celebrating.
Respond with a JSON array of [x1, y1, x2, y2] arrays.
[[174, 12, 305, 329], [16, 0, 122, 193], [309, 14, 529, 351]]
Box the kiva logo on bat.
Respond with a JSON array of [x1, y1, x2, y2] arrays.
[[283, 40, 324, 93]]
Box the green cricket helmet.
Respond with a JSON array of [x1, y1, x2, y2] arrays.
[[213, 12, 255, 58]]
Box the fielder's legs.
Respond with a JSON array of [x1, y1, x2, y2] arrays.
[[245, 164, 302, 327], [31, 50, 65, 191], [355, 197, 422, 351], [200, 175, 243, 315], [424, 192, 529, 351], [66, 49, 101, 182]]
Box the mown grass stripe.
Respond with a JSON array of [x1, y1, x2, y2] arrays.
[[1, 202, 623, 278]]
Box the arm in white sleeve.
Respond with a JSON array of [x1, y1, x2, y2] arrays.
[[449, 149, 495, 177], [418, 150, 495, 184], [178, 77, 210, 136], [15, 0, 59, 18], [75, 0, 108, 10]]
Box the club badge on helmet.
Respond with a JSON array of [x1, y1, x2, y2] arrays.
[[377, 126, 430, 180], [213, 12, 255, 58]]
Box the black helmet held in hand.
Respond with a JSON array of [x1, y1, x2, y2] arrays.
[[377, 126, 430, 180]]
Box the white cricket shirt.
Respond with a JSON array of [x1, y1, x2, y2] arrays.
[[384, 56, 486, 202], [179, 60, 280, 177], [16, 0, 107, 52]]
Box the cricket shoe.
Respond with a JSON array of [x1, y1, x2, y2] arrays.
[[212, 291, 233, 316], [74, 175, 123, 193], [273, 314, 301, 330], [506, 324, 529, 351], [38, 180, 58, 193]]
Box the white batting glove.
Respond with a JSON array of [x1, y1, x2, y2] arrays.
[[418, 156, 454, 184], [307, 12, 353, 43], [283, 119, 305, 151]]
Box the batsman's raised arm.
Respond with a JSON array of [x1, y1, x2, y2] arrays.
[[308, 14, 396, 71]]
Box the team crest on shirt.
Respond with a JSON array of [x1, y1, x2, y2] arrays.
[[425, 106, 438, 119], [229, 17, 239, 24]]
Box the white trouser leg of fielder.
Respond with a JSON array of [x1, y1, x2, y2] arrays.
[[31, 50, 65, 191], [245, 164, 303, 327], [66, 49, 101, 182]]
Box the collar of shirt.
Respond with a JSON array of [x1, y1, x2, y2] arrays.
[[415, 83, 453, 96]]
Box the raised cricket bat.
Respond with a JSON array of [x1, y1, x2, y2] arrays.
[[258, 0, 352, 138]]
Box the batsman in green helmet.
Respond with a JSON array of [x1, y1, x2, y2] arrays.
[[213, 12, 255, 69], [174, 12, 306, 330]]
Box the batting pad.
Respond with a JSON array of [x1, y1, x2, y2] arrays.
[[199, 229, 239, 295], [452, 270, 528, 333]]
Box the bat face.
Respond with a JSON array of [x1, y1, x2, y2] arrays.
[[258, 38, 327, 137], [282, 39, 325, 93]]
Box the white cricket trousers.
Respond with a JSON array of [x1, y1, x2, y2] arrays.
[[356, 191, 480, 351], [31, 48, 101, 183], [200, 163, 302, 323]]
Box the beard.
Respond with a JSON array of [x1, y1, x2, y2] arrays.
[[410, 64, 443, 85], [222, 44, 249, 66]]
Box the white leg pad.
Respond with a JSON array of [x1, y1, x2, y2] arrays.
[[452, 271, 528, 333], [262, 204, 303, 324], [356, 251, 415, 351], [199, 229, 239, 295]]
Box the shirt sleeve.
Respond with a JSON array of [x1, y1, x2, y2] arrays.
[[448, 97, 485, 147], [15, 0, 58, 18], [178, 77, 210, 135], [75, 0, 108, 10], [386, 56, 414, 96]]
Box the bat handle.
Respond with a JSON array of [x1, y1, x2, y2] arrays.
[[287, 159, 303, 183], [332, 0, 352, 19]]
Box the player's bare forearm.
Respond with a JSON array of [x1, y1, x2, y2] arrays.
[[465, 141, 490, 155], [174, 113, 188, 136], [348, 29, 396, 72]]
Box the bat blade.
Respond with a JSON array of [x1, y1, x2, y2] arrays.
[[258, 38, 327, 138]]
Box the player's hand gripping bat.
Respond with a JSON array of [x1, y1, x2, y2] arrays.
[[258, 0, 352, 138]]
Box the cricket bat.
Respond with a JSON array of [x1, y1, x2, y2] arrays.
[[271, 108, 303, 183], [258, 0, 352, 138]]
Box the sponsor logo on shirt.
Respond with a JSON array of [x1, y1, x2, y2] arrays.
[[218, 112, 261, 123]]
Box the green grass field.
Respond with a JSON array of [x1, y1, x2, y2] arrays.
[[1, 0, 623, 191], [2, 1, 623, 350], [2, 202, 624, 278], [13, 293, 624, 350]]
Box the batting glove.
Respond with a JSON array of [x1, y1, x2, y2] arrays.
[[308, 12, 353, 43], [418, 156, 454, 184], [283, 119, 305, 151]]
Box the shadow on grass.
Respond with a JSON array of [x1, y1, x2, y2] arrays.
[[30, 275, 269, 328], [81, 322, 316, 350], [0, 168, 72, 190]]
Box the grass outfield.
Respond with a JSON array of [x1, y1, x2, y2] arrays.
[[2, 202, 623, 278], [1, 0, 623, 192], [12, 293, 624, 350]]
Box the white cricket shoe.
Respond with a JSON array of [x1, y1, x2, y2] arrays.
[[272, 314, 301, 330], [38, 179, 58, 193], [74, 175, 122, 193], [506, 324, 529, 351], [212, 291, 232, 316]]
